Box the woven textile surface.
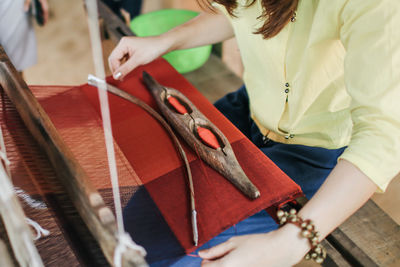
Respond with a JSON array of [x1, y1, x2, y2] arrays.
[[0, 58, 302, 265]]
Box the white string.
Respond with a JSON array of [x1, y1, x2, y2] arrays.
[[86, 0, 124, 236], [85, 0, 146, 264], [113, 233, 147, 267], [14, 187, 47, 210], [0, 126, 11, 177], [0, 151, 10, 166], [0, 166, 13, 202], [0, 127, 45, 266], [15, 188, 49, 241], [0, 127, 50, 242], [0, 127, 12, 203], [26, 218, 50, 241]]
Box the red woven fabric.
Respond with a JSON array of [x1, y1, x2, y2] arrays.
[[1, 87, 107, 266], [30, 58, 303, 253]]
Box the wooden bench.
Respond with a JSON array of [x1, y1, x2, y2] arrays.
[[98, 2, 400, 266]]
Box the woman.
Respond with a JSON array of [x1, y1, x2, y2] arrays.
[[102, 0, 142, 25], [0, 0, 48, 73], [108, 0, 400, 266]]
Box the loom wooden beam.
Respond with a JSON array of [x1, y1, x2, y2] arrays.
[[0, 45, 147, 267], [0, 239, 15, 267], [0, 165, 44, 267]]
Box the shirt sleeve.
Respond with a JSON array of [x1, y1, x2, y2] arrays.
[[338, 0, 400, 192], [211, 1, 230, 17]]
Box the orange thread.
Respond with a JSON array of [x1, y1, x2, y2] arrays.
[[197, 127, 220, 150], [167, 96, 188, 115]]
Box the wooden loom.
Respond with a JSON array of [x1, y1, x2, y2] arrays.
[[1, 1, 399, 266], [0, 43, 299, 266], [0, 44, 147, 266], [0, 34, 302, 266], [0, 2, 289, 263]]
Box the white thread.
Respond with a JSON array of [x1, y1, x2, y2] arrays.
[[114, 233, 147, 267], [0, 151, 10, 166], [0, 167, 13, 202], [26, 218, 50, 241], [88, 74, 104, 89], [0, 113, 45, 266], [0, 126, 11, 176], [86, 0, 124, 235], [14, 187, 47, 210], [0, 124, 13, 202], [85, 0, 147, 264]]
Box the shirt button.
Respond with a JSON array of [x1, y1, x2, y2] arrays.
[[285, 88, 290, 93], [291, 12, 297, 22], [285, 134, 295, 139], [285, 83, 290, 87], [262, 135, 270, 145]]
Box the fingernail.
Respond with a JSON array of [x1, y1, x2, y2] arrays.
[[198, 250, 207, 256], [113, 72, 122, 80]]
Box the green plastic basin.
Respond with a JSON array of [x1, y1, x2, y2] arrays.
[[130, 9, 212, 73]]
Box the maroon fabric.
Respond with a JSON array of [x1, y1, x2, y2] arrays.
[[0, 87, 108, 266], [28, 58, 302, 253]]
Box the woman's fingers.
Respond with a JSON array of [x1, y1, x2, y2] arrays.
[[112, 55, 142, 80], [201, 259, 223, 267], [39, 0, 49, 25], [108, 38, 131, 77], [108, 55, 120, 76], [108, 36, 169, 80], [198, 238, 236, 260], [24, 0, 32, 12], [24, 0, 49, 25]]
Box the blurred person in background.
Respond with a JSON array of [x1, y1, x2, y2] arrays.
[[0, 0, 48, 73], [102, 0, 143, 25]]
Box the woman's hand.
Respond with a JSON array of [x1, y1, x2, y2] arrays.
[[107, 11, 234, 80], [24, 0, 49, 25], [108, 35, 172, 80], [199, 225, 310, 267], [198, 159, 378, 266]]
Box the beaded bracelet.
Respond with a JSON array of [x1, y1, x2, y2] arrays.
[[277, 209, 326, 264]]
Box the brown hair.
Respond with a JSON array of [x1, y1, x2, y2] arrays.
[[199, 0, 299, 39]]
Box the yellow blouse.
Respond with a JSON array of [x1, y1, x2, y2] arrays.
[[214, 0, 400, 191]]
